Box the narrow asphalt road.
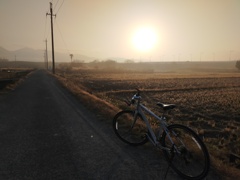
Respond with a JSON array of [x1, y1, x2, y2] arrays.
[[0, 70, 220, 179]]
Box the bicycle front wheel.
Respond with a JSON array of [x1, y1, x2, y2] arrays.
[[113, 110, 148, 146], [161, 124, 210, 180]]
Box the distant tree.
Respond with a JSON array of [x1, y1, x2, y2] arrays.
[[90, 59, 100, 64], [88, 60, 100, 69], [71, 59, 84, 67], [72, 59, 84, 63], [69, 54, 73, 62], [103, 60, 116, 69], [0, 58, 9, 62], [236, 60, 240, 70], [125, 59, 134, 63], [104, 59, 116, 64]]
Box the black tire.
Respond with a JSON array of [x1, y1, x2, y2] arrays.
[[113, 110, 148, 146], [161, 124, 210, 180]]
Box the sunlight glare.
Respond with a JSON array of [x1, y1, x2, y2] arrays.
[[132, 27, 157, 52]]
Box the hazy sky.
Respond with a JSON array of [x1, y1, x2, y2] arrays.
[[0, 0, 240, 62]]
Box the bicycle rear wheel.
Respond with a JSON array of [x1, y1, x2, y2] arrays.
[[113, 110, 148, 146], [161, 124, 210, 180]]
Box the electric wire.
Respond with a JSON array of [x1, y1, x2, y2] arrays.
[[54, 0, 60, 11], [45, 15, 51, 40], [44, 15, 47, 39], [45, 0, 69, 61], [44, 14, 51, 40], [55, 19, 71, 55], [55, 0, 64, 16]]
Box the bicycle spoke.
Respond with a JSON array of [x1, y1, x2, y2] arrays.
[[113, 110, 148, 146], [162, 124, 209, 180]]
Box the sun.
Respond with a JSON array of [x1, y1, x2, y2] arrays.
[[132, 27, 157, 52]]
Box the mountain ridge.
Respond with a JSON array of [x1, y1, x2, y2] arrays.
[[0, 46, 96, 62]]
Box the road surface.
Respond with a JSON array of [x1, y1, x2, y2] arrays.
[[0, 70, 220, 179]]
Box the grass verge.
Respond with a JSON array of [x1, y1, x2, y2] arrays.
[[0, 69, 34, 92], [53, 73, 121, 123]]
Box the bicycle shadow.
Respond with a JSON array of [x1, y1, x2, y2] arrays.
[[106, 140, 179, 180], [107, 141, 222, 180]]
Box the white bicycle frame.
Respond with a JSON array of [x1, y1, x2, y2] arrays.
[[122, 91, 210, 180], [132, 95, 176, 152]]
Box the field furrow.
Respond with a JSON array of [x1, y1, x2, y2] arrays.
[[56, 69, 240, 172]]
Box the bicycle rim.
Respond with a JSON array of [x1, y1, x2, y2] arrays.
[[113, 110, 148, 146], [161, 124, 210, 180]]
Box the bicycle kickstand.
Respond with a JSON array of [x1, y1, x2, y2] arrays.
[[164, 145, 175, 179]]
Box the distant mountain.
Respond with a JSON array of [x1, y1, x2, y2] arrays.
[[0, 46, 96, 62], [0, 47, 12, 59]]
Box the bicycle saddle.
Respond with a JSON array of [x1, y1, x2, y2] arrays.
[[157, 102, 176, 111]]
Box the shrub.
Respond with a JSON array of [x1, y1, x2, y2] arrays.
[[236, 60, 240, 70]]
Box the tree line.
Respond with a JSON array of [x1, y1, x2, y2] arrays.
[[236, 60, 240, 70]]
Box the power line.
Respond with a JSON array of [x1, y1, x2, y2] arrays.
[[55, 0, 64, 15], [53, 0, 60, 11], [43, 15, 47, 39], [44, 39, 48, 70], [43, 15, 51, 40], [44, 1, 52, 39], [55, 19, 70, 55], [44, 0, 66, 70]]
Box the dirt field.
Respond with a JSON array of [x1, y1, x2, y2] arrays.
[[55, 68, 240, 177], [0, 68, 33, 90]]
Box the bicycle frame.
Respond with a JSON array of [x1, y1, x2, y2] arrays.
[[115, 90, 210, 179], [134, 102, 176, 151]]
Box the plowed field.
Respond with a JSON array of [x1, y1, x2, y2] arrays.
[[57, 69, 240, 170]]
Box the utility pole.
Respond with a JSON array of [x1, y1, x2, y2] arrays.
[[46, 2, 56, 74], [14, 55, 17, 68], [45, 39, 48, 70]]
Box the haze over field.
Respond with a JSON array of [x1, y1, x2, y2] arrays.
[[0, 0, 240, 62]]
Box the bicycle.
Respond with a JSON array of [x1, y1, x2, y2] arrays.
[[113, 89, 210, 180]]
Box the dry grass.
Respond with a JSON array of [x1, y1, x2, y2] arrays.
[[0, 68, 33, 91], [0, 68, 32, 78], [54, 73, 120, 121], [54, 68, 240, 179]]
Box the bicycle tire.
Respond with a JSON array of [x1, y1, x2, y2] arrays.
[[161, 124, 210, 180], [113, 110, 148, 146]]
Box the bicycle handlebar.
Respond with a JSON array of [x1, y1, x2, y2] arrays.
[[132, 94, 141, 100], [135, 88, 140, 96], [124, 89, 142, 106]]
